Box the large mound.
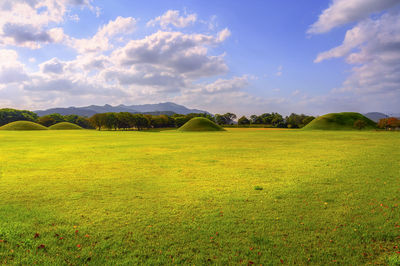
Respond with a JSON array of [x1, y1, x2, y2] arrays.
[[178, 117, 225, 131], [0, 121, 48, 130], [49, 122, 82, 130], [303, 112, 376, 130]]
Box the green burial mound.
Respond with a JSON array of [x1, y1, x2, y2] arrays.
[[303, 112, 376, 130], [178, 117, 225, 132], [49, 122, 83, 130], [0, 121, 48, 130]]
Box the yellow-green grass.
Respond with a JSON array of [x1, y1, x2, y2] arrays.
[[179, 117, 225, 131], [0, 121, 48, 131], [0, 129, 399, 264], [303, 112, 376, 130], [48, 122, 83, 130]]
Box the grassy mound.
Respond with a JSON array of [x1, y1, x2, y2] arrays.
[[49, 122, 82, 130], [303, 112, 376, 130], [0, 121, 48, 130], [178, 117, 225, 132]]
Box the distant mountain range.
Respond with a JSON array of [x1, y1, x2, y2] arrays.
[[35, 102, 208, 117], [363, 112, 400, 122], [363, 112, 389, 122]]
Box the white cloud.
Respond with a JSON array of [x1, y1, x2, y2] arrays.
[[102, 65, 186, 92], [200, 76, 249, 94], [40, 58, 66, 74], [112, 30, 229, 78], [216, 28, 231, 42], [309, 0, 400, 114], [308, 0, 400, 34], [71, 16, 137, 53], [316, 11, 400, 99], [0, 49, 29, 83], [147, 10, 197, 29], [0, 0, 96, 48]]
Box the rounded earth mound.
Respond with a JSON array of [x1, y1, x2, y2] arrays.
[[303, 112, 376, 130], [0, 121, 48, 130], [178, 117, 225, 132], [48, 122, 83, 130]]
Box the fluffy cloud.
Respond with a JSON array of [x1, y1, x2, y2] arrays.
[[311, 0, 400, 113], [216, 28, 231, 42], [308, 0, 400, 34], [200, 76, 249, 94], [40, 58, 66, 74], [0, 0, 95, 48], [315, 11, 400, 97], [112, 30, 230, 78], [102, 66, 186, 91], [147, 10, 197, 29], [0, 49, 29, 83], [71, 16, 137, 53]]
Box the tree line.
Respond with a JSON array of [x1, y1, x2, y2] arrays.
[[2, 107, 399, 130], [0, 108, 317, 129], [88, 112, 316, 130]]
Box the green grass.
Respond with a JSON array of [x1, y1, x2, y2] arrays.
[[0, 129, 399, 264], [0, 121, 48, 131], [303, 112, 377, 130], [178, 117, 225, 131], [49, 122, 83, 130]]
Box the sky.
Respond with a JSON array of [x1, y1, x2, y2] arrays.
[[0, 0, 399, 116]]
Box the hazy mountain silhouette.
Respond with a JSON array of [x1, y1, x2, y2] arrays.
[[363, 112, 389, 122], [35, 102, 208, 117]]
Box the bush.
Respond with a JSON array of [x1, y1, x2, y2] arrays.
[[354, 119, 367, 130]]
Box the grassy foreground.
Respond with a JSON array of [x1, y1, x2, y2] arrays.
[[0, 129, 399, 265]]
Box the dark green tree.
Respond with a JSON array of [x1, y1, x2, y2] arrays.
[[104, 113, 118, 130], [238, 116, 250, 125], [89, 113, 107, 130], [38, 116, 57, 127], [0, 108, 38, 126], [223, 113, 237, 125]]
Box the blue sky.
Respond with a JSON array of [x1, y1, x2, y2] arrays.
[[0, 0, 399, 116]]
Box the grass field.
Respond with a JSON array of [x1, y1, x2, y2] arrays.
[[0, 129, 399, 264]]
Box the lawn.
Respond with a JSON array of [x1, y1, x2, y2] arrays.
[[0, 129, 399, 264]]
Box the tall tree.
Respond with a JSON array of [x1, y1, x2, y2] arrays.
[[38, 116, 57, 127], [89, 113, 107, 130], [238, 116, 250, 125], [223, 113, 237, 125]]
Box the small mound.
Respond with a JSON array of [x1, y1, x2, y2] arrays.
[[178, 117, 225, 132], [49, 122, 82, 130], [0, 121, 48, 130], [303, 112, 376, 130]]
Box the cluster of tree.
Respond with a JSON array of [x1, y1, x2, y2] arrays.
[[237, 113, 315, 128], [214, 113, 237, 125], [38, 113, 93, 129], [0, 108, 38, 126], [378, 117, 400, 130], [88, 112, 213, 130], [0, 108, 315, 130]]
